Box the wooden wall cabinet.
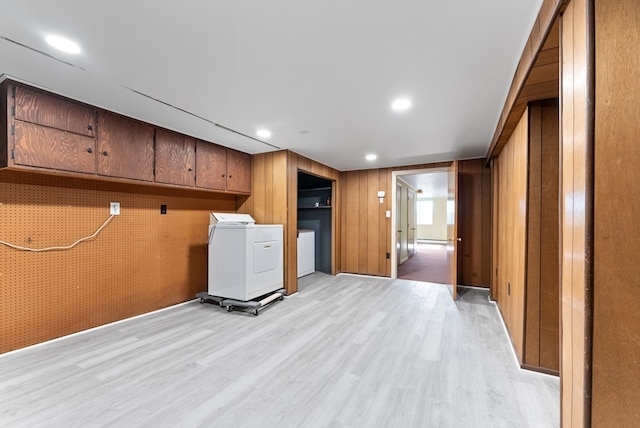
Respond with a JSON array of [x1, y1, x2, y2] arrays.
[[8, 84, 98, 174], [13, 122, 97, 174], [195, 141, 226, 191], [14, 85, 97, 137], [155, 128, 195, 187], [3, 80, 251, 195], [196, 142, 251, 194], [226, 149, 251, 193], [97, 112, 154, 182]]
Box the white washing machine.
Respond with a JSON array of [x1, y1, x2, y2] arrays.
[[297, 229, 315, 277], [208, 213, 283, 301]]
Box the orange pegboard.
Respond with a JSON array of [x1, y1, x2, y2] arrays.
[[0, 171, 237, 353]]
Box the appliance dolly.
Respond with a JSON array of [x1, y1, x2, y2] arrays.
[[195, 288, 285, 316]]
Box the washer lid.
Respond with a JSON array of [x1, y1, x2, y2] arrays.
[[210, 213, 255, 225]]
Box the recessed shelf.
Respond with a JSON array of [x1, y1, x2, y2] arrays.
[[298, 187, 332, 192]]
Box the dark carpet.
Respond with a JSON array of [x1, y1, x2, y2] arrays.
[[397, 242, 449, 284]]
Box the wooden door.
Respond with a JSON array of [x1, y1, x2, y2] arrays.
[[226, 149, 251, 193], [396, 184, 402, 264], [195, 141, 227, 191], [13, 122, 97, 174], [407, 189, 416, 257], [446, 160, 459, 300], [14, 85, 96, 137], [97, 112, 154, 181], [155, 129, 195, 187]]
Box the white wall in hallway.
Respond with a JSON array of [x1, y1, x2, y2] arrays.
[[417, 197, 447, 241]]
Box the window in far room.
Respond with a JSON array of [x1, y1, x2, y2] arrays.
[[417, 199, 434, 225]]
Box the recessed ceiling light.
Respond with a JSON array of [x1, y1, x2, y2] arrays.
[[391, 97, 412, 111], [256, 129, 271, 138], [366, 154, 377, 161], [45, 35, 81, 54]]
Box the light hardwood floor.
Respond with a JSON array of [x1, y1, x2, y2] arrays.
[[0, 273, 559, 427]]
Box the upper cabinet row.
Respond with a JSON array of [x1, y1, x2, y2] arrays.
[[2, 81, 251, 194]]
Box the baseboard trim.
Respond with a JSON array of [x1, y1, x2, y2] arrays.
[[521, 364, 560, 377]]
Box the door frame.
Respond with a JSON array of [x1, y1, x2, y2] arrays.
[[447, 160, 459, 300], [391, 167, 449, 279], [407, 188, 417, 258]]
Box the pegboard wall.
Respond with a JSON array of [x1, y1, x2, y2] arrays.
[[0, 171, 238, 353]]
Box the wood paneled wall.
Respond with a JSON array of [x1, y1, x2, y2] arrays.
[[560, 1, 593, 425], [238, 150, 340, 295], [0, 171, 237, 353], [339, 162, 452, 278], [486, 0, 563, 160], [287, 152, 341, 292], [237, 150, 289, 289], [238, 150, 288, 226], [340, 169, 391, 276], [591, 0, 640, 425], [457, 159, 491, 287], [494, 109, 529, 362], [524, 99, 560, 373]]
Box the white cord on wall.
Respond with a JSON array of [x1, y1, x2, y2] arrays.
[[0, 215, 115, 252]]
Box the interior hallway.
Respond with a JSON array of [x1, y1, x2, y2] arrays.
[[397, 242, 449, 284], [0, 273, 558, 428]]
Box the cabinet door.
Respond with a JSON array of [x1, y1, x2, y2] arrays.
[[195, 141, 227, 190], [155, 129, 195, 186], [13, 121, 96, 174], [14, 85, 96, 137], [97, 112, 154, 181], [226, 149, 251, 193]]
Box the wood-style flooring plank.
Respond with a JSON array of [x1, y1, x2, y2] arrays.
[[0, 273, 559, 428]]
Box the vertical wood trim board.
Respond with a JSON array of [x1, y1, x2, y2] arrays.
[[526, 104, 543, 367], [591, 0, 640, 426], [490, 159, 499, 301], [0, 172, 237, 353], [560, 0, 594, 425], [538, 100, 560, 371], [524, 99, 560, 372]]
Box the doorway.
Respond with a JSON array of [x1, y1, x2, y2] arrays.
[[297, 171, 333, 276], [392, 168, 450, 284]]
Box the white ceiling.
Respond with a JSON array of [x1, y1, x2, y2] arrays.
[[399, 171, 449, 199], [0, 0, 541, 171]]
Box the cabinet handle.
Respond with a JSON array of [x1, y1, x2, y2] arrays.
[[87, 125, 93, 131], [102, 151, 108, 156], [86, 147, 93, 153], [188, 168, 192, 172], [228, 175, 232, 178], [221, 174, 225, 177]]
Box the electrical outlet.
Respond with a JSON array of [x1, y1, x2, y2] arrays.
[[110, 202, 120, 215]]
